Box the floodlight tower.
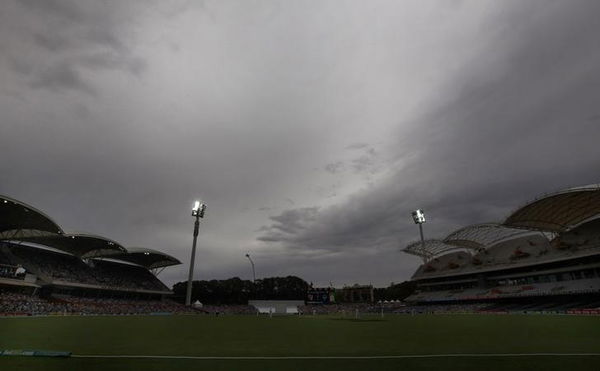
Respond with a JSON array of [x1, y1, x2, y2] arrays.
[[411, 209, 427, 264], [186, 200, 206, 306], [245, 253, 256, 283]]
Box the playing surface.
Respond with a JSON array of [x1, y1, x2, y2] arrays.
[[1, 314, 599, 370]]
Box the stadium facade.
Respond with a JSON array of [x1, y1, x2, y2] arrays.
[[403, 184, 600, 314], [0, 194, 179, 303]]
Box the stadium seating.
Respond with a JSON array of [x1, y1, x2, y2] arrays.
[[90, 260, 169, 292], [0, 290, 194, 316], [0, 244, 169, 292], [407, 276, 600, 303]]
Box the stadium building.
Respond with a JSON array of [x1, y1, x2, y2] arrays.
[[0, 195, 185, 315], [403, 184, 600, 314]]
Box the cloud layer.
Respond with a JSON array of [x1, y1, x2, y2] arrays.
[[1, 0, 599, 287], [257, 0, 600, 280]]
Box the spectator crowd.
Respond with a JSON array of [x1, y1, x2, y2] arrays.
[[1, 244, 168, 292], [0, 291, 195, 316]]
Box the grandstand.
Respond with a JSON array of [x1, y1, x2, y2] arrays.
[[0, 195, 187, 315], [403, 184, 600, 314]]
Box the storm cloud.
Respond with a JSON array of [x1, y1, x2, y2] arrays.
[[257, 0, 600, 282], [1, 0, 599, 287]]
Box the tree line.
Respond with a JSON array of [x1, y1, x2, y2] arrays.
[[172, 276, 416, 305], [172, 276, 310, 305]]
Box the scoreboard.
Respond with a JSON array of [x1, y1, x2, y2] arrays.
[[307, 288, 335, 304]]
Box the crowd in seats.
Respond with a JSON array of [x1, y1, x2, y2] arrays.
[[0, 291, 59, 315], [479, 297, 600, 314], [90, 260, 168, 292], [4, 292, 600, 316], [0, 290, 195, 316], [413, 229, 600, 279], [393, 303, 488, 314], [363, 300, 600, 315], [55, 297, 194, 315], [0, 265, 19, 279], [300, 303, 374, 315], [200, 305, 258, 315], [559, 219, 600, 250], [0, 248, 24, 280], [0, 244, 169, 292], [407, 275, 600, 303], [7, 244, 98, 285], [299, 302, 413, 315]]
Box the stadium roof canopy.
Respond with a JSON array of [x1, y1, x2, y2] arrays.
[[2, 230, 127, 259], [402, 239, 466, 261], [108, 248, 181, 269], [0, 195, 63, 236], [443, 223, 544, 250], [504, 184, 600, 233]]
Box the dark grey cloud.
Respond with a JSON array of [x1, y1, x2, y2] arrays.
[[258, 0, 600, 278], [2, 0, 146, 94], [29, 63, 94, 95], [2, 0, 599, 288], [324, 161, 345, 174], [33, 33, 72, 52], [345, 143, 369, 150], [324, 146, 381, 177], [17, 0, 87, 22], [350, 150, 378, 174]]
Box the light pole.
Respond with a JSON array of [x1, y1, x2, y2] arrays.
[[245, 253, 256, 283], [411, 209, 427, 263], [186, 200, 206, 306]]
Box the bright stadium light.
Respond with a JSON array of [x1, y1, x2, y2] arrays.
[[412, 209, 426, 224], [186, 200, 207, 306], [412, 209, 428, 263], [192, 201, 206, 218]]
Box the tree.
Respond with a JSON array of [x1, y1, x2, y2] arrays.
[[172, 275, 309, 304]]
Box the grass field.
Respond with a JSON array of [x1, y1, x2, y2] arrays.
[[0, 314, 599, 370]]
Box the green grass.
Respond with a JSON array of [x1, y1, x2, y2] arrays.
[[1, 314, 599, 370]]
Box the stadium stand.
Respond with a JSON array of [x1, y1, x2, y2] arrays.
[[403, 184, 600, 314], [90, 259, 169, 292], [0, 290, 194, 316], [0, 194, 185, 316], [201, 305, 258, 315]]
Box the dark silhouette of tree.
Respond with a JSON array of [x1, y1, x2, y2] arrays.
[[173, 277, 413, 304], [172, 276, 309, 304]]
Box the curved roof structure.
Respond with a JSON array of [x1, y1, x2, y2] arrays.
[[0, 195, 63, 236], [2, 230, 127, 259], [443, 223, 545, 250], [504, 184, 600, 232], [403, 239, 466, 261], [108, 248, 181, 269]]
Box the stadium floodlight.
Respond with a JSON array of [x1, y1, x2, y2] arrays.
[[192, 201, 206, 218], [186, 200, 206, 306], [412, 209, 426, 224], [245, 253, 256, 283], [412, 209, 428, 263]]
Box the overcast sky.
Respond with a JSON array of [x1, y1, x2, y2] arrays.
[[1, 0, 599, 287]]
